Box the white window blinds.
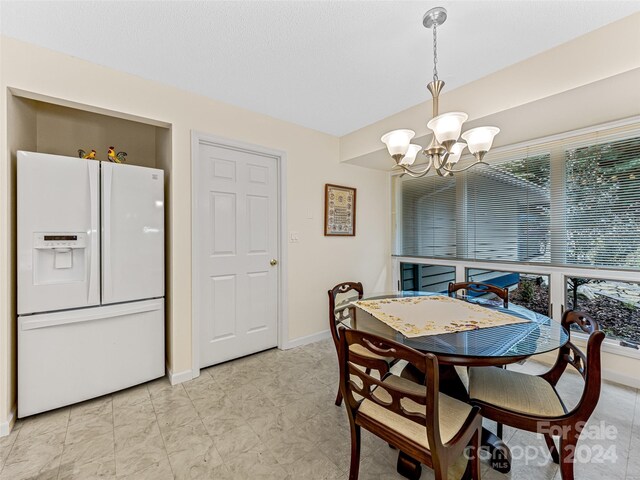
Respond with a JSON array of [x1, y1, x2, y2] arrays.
[[400, 175, 456, 258], [563, 135, 640, 268], [462, 154, 550, 263], [398, 121, 640, 270]]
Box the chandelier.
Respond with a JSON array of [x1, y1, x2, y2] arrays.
[[381, 7, 500, 177]]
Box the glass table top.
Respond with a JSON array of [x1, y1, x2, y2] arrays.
[[339, 291, 568, 363]]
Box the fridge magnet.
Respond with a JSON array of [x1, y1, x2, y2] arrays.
[[77, 149, 97, 160], [324, 184, 356, 236], [107, 146, 128, 163]]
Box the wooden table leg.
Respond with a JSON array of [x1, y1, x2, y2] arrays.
[[437, 364, 471, 400], [397, 363, 513, 476], [397, 451, 422, 480], [439, 365, 513, 473], [482, 429, 512, 473]]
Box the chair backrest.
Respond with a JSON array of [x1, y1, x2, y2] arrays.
[[542, 310, 605, 421], [328, 282, 363, 348], [448, 282, 509, 308], [338, 328, 445, 452]]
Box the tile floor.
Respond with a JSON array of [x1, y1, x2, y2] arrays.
[[0, 338, 638, 479]]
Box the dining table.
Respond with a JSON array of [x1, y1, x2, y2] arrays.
[[339, 290, 569, 479]]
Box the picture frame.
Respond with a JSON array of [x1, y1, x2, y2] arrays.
[[324, 183, 356, 236]]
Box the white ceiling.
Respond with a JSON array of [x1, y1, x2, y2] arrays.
[[1, 1, 639, 136]]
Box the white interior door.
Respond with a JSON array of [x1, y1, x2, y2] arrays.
[[197, 142, 279, 367]]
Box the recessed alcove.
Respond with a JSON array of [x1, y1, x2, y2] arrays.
[[7, 89, 171, 168], [5, 88, 173, 402]]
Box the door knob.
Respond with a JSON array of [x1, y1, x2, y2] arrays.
[[270, 259, 278, 266]]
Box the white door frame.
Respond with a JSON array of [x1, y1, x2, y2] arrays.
[[190, 131, 288, 379]]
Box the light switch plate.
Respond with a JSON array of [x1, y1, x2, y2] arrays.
[[289, 231, 300, 243]]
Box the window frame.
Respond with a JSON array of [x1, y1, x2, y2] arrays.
[[391, 116, 640, 390], [392, 255, 640, 359], [465, 267, 552, 318]]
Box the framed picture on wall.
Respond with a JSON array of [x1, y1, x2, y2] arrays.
[[324, 184, 356, 236]]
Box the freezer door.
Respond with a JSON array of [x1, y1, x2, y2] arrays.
[[18, 299, 165, 417], [17, 151, 100, 315], [102, 162, 164, 304]]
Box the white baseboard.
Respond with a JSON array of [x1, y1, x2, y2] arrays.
[[166, 364, 193, 386], [282, 329, 331, 350], [602, 369, 640, 390], [0, 406, 16, 437]]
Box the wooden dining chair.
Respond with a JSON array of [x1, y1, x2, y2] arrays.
[[448, 281, 510, 439], [467, 310, 605, 480], [448, 282, 509, 308], [338, 328, 482, 480], [329, 282, 395, 406]]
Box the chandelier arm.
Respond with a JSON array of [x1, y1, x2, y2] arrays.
[[396, 156, 434, 178], [433, 152, 446, 170], [437, 159, 488, 174], [400, 167, 431, 178]]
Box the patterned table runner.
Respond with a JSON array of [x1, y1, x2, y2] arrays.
[[354, 295, 530, 338]]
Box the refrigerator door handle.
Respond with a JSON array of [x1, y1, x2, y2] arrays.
[[20, 300, 163, 331], [88, 161, 100, 304], [102, 164, 113, 302]]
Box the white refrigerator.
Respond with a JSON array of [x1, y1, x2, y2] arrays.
[[17, 151, 165, 417]]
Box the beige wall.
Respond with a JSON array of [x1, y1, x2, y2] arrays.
[[0, 36, 392, 429], [347, 68, 640, 171]]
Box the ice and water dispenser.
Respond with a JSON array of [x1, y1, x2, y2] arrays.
[[32, 233, 87, 285]]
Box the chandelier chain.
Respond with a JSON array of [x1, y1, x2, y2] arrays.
[[432, 23, 438, 82]]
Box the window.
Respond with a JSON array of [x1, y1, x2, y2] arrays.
[[397, 123, 640, 271], [400, 263, 455, 293], [399, 154, 551, 263], [467, 269, 550, 317], [400, 176, 456, 258], [566, 277, 640, 345], [463, 154, 550, 262], [563, 137, 640, 269]]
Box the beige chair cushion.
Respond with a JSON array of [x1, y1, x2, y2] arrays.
[[468, 367, 565, 418], [357, 374, 473, 448], [349, 343, 393, 365]]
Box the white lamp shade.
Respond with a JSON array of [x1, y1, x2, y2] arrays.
[[461, 126, 500, 154], [399, 144, 422, 165], [426, 112, 468, 144], [447, 142, 467, 164], [381, 129, 415, 157]]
